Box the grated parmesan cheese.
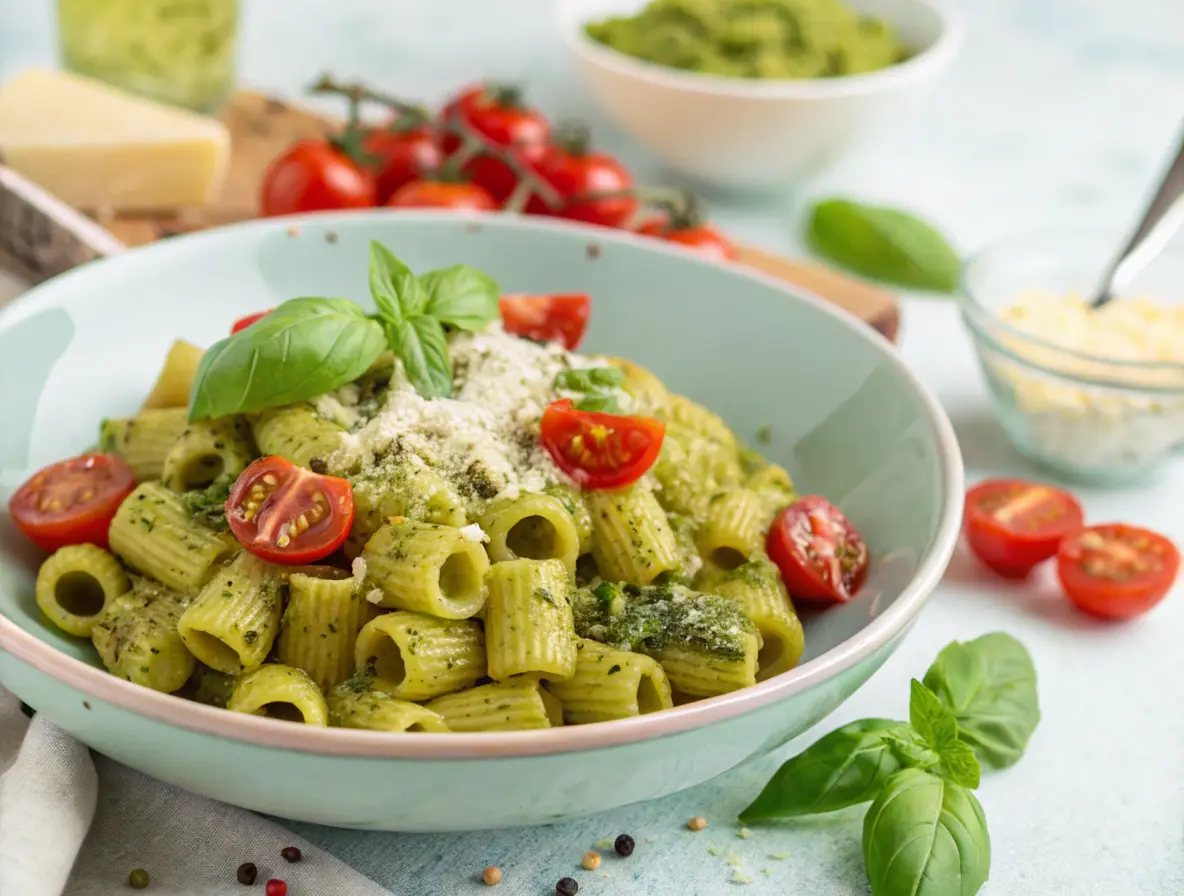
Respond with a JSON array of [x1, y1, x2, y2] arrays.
[[365, 588, 384, 605], [350, 557, 367, 583], [459, 523, 489, 543], [329, 323, 627, 507]]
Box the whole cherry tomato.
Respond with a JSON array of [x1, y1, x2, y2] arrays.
[[499, 293, 591, 350], [767, 496, 870, 603], [9, 454, 136, 552], [1057, 523, 1179, 620], [440, 83, 551, 203], [386, 178, 497, 210], [524, 123, 637, 228], [363, 117, 444, 203], [638, 216, 738, 261], [963, 479, 1084, 579], [260, 138, 376, 216]]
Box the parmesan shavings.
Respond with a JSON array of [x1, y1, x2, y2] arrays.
[[459, 523, 489, 543]]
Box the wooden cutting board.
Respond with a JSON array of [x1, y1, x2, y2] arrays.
[[103, 91, 900, 341]]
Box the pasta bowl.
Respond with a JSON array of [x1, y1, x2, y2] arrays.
[[0, 211, 962, 831]]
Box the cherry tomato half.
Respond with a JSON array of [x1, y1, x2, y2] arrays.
[[540, 399, 664, 490], [525, 130, 637, 228], [260, 138, 376, 217], [386, 179, 497, 211], [767, 496, 870, 603], [9, 454, 136, 552], [964, 479, 1084, 578], [1057, 523, 1179, 620], [226, 457, 354, 565], [230, 310, 272, 335], [440, 83, 551, 203], [499, 293, 591, 350], [638, 217, 739, 262], [364, 123, 443, 203]]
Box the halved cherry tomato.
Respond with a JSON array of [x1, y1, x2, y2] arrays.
[[9, 454, 135, 552], [638, 217, 738, 262], [767, 496, 869, 603], [524, 125, 637, 228], [260, 138, 376, 217], [499, 293, 591, 350], [230, 310, 272, 335], [386, 178, 497, 210], [226, 457, 354, 565], [440, 83, 551, 203], [1057, 523, 1179, 620], [364, 122, 443, 203], [964, 479, 1084, 578], [540, 399, 664, 490]]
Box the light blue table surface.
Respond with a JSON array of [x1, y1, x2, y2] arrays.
[[4, 1, 1184, 893]]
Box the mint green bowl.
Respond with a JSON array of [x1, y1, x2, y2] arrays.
[[0, 212, 962, 831]]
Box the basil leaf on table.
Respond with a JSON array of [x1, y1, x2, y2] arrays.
[[188, 297, 386, 420], [739, 719, 902, 821], [369, 240, 424, 318], [922, 633, 1040, 768], [908, 680, 981, 789], [807, 198, 961, 293], [419, 264, 500, 331], [863, 768, 991, 896], [392, 314, 453, 399]]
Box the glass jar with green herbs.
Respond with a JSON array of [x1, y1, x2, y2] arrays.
[[57, 0, 239, 113]]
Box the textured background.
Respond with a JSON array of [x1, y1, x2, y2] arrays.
[[2, 1, 1184, 893]]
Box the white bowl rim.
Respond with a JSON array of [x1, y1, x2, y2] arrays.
[[556, 0, 964, 100], [0, 209, 965, 760]]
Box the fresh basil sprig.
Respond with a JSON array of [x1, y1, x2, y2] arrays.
[[555, 366, 624, 414], [740, 633, 1038, 896], [188, 242, 499, 419]]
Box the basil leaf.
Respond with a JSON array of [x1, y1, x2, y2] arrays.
[[863, 769, 991, 896], [589, 366, 624, 388], [188, 297, 386, 420], [575, 394, 619, 413], [419, 264, 499, 331], [922, 633, 1040, 769], [882, 726, 940, 772], [909, 680, 981, 789], [369, 241, 424, 319], [807, 199, 960, 293], [393, 314, 452, 399], [739, 719, 902, 822]]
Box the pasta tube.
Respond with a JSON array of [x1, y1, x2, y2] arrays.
[[546, 639, 673, 723], [354, 611, 485, 700], [227, 664, 328, 726], [484, 558, 576, 681], [35, 543, 129, 636], [361, 519, 489, 618], [425, 678, 564, 731], [277, 567, 365, 692]]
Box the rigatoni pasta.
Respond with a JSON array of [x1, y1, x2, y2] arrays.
[[91, 578, 195, 693], [277, 567, 365, 692], [546, 639, 673, 723], [425, 678, 564, 731], [354, 611, 485, 700], [329, 677, 450, 732], [483, 558, 576, 681], [227, 663, 328, 726], [35, 543, 129, 636], [100, 408, 189, 481], [361, 519, 490, 618], [586, 482, 679, 585]]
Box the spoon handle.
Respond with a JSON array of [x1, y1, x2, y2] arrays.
[[1092, 126, 1184, 307]]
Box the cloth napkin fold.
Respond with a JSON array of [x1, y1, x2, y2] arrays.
[[0, 685, 394, 896]]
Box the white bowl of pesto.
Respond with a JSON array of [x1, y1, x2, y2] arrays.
[[0, 212, 962, 830], [558, 0, 962, 190]]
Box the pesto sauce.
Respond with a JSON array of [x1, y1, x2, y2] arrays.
[[574, 582, 755, 662], [181, 476, 233, 531]]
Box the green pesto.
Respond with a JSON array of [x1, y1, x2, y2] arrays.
[[181, 476, 233, 531], [584, 0, 907, 80], [574, 582, 755, 662]]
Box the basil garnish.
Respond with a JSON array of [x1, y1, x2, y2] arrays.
[[188, 241, 500, 420], [555, 366, 624, 414], [741, 633, 1037, 896]]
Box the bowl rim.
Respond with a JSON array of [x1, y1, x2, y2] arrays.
[[556, 0, 963, 100], [0, 209, 965, 760], [958, 226, 1184, 390]]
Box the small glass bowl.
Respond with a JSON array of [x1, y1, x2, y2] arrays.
[[958, 228, 1184, 485]]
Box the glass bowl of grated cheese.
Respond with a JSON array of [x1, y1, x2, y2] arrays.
[[959, 228, 1184, 484]]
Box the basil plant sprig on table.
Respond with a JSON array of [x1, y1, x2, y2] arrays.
[[740, 632, 1040, 896], [187, 241, 500, 420]]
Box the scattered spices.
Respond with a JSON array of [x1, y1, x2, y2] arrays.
[[285, 225, 300, 237], [325, 230, 339, 244], [281, 846, 302, 863], [481, 865, 503, 886], [581, 852, 602, 871], [707, 846, 722, 857], [730, 870, 753, 884], [595, 839, 615, 850], [725, 851, 745, 868], [614, 834, 635, 857], [556, 878, 579, 896], [127, 868, 150, 889], [265, 880, 287, 896], [768, 852, 789, 861], [236, 862, 259, 885], [644, 835, 658, 843], [688, 815, 708, 831], [736, 827, 753, 839]]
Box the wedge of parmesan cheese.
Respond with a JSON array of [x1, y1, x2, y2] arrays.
[[0, 68, 230, 211]]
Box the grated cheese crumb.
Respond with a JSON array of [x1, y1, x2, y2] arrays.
[[736, 828, 753, 839], [725, 852, 744, 868], [350, 557, 367, 583], [730, 871, 752, 885], [707, 846, 722, 857], [595, 839, 615, 850], [459, 523, 489, 543], [768, 852, 789, 861], [365, 588, 384, 605]]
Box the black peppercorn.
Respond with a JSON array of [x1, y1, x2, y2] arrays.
[[614, 834, 635, 857], [128, 868, 150, 889], [555, 878, 578, 896], [237, 862, 258, 885], [281, 846, 302, 863]]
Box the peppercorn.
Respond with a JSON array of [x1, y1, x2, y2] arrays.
[[265, 880, 287, 896], [687, 815, 708, 831], [281, 846, 302, 863], [236, 863, 258, 885], [128, 868, 150, 889], [581, 851, 601, 871], [556, 878, 579, 896], [614, 834, 635, 857], [481, 865, 503, 886]]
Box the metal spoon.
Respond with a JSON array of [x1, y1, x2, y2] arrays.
[[1091, 126, 1184, 308]]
